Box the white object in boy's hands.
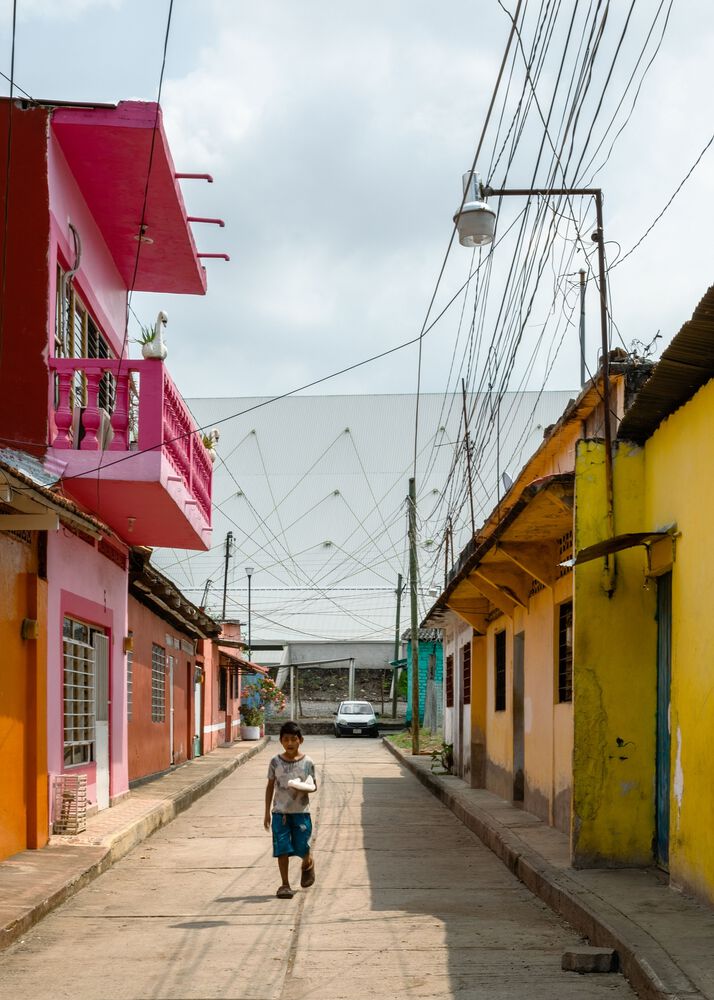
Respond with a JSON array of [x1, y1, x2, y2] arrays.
[[287, 775, 315, 792]]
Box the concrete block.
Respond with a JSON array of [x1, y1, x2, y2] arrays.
[[562, 946, 618, 973]]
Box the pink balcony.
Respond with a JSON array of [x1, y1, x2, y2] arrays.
[[48, 358, 212, 550]]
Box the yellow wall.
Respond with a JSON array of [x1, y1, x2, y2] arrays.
[[520, 592, 554, 823], [0, 535, 48, 859], [470, 634, 487, 787], [572, 440, 657, 866], [643, 379, 714, 902], [485, 617, 512, 800]]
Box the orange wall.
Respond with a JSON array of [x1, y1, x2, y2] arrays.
[[0, 534, 48, 860], [127, 596, 197, 783]]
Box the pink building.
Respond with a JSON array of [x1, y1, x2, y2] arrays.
[[200, 621, 269, 753], [0, 98, 216, 819]]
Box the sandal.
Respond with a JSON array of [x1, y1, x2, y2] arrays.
[[300, 860, 315, 888], [276, 884, 294, 899]]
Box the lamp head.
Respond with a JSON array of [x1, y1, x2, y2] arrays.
[[245, 566, 254, 578], [454, 170, 496, 247]]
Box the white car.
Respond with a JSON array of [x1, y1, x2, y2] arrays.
[[334, 700, 380, 738]]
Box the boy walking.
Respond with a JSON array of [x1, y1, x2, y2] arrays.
[[264, 721, 317, 899]]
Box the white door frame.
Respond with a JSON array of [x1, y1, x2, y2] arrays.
[[93, 632, 110, 810], [168, 655, 175, 765]]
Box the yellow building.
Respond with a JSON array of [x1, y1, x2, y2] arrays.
[[424, 361, 648, 834], [573, 286, 714, 906]]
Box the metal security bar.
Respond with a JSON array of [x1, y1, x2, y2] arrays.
[[151, 644, 166, 722], [63, 634, 95, 766]]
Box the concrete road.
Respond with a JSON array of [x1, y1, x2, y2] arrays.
[[0, 738, 637, 999]]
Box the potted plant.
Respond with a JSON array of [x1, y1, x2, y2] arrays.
[[239, 677, 286, 740], [239, 700, 265, 741], [201, 428, 220, 463], [134, 310, 168, 360]]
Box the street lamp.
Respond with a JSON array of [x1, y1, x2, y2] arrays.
[[245, 566, 254, 662], [454, 172, 615, 590]]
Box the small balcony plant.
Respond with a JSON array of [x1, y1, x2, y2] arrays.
[[134, 310, 168, 360]]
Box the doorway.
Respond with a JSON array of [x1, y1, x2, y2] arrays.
[[656, 572, 672, 868], [512, 631, 525, 802]]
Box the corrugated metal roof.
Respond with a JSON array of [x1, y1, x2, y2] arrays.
[[618, 286, 714, 445], [153, 391, 574, 641]]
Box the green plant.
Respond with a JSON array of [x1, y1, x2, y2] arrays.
[[430, 741, 454, 774], [134, 323, 157, 346], [239, 677, 286, 727], [239, 703, 264, 727]]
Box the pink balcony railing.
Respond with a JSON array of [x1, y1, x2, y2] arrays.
[[49, 357, 212, 523]]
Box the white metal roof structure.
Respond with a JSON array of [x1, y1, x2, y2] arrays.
[[153, 391, 574, 641]]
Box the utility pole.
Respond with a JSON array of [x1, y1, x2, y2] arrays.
[[200, 578, 213, 611], [392, 572, 403, 719], [579, 269, 586, 387], [221, 531, 233, 621], [408, 478, 420, 755], [461, 379, 476, 536]]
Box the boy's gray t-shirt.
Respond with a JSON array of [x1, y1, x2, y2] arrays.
[[268, 754, 316, 814]]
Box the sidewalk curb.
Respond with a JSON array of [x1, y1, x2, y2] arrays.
[[1, 738, 270, 953], [384, 739, 703, 1000]]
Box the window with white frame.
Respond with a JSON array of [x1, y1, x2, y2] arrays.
[[151, 644, 166, 722], [63, 616, 97, 766]]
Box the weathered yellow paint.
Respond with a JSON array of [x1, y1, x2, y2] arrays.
[[572, 440, 657, 867], [519, 591, 555, 824], [643, 379, 714, 903], [469, 634, 487, 788], [485, 617, 512, 801]]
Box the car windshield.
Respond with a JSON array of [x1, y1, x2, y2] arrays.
[[340, 702, 372, 715]]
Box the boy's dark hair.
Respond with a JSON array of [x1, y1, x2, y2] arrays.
[[280, 720, 303, 739]]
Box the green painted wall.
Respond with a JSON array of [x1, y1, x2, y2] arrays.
[[405, 641, 443, 724]]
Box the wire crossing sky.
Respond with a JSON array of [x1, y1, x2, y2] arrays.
[[2, 1, 712, 638]]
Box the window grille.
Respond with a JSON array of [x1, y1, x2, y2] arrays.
[[462, 642, 471, 705], [445, 654, 454, 708], [495, 630, 506, 712], [558, 530, 574, 578], [54, 266, 116, 428], [63, 617, 95, 766], [126, 636, 133, 722], [558, 602, 573, 703], [151, 644, 166, 722]]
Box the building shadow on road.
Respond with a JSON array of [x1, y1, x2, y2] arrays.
[[356, 769, 630, 999]]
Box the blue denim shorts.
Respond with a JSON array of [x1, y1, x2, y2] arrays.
[[271, 812, 312, 858]]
